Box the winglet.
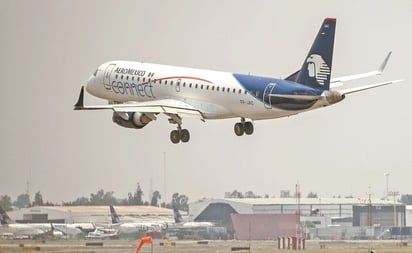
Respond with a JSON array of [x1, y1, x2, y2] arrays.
[[74, 86, 85, 110], [378, 51, 392, 73]]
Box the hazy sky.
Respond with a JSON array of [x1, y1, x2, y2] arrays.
[[1, 0, 411, 204]]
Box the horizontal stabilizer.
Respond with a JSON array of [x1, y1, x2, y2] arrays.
[[331, 52, 392, 87], [339, 79, 404, 95]]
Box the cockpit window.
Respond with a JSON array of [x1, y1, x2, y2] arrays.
[[93, 69, 98, 76]]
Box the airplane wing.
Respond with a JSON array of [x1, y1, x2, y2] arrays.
[[112, 100, 204, 120], [330, 52, 392, 88], [74, 86, 204, 120]]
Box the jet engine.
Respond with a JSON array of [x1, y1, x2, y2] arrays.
[[112, 112, 153, 129]]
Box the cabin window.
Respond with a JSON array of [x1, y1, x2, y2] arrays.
[[121, 75, 124, 79], [217, 87, 220, 91], [195, 84, 198, 89], [183, 82, 186, 87], [115, 74, 118, 79], [189, 83, 192, 88], [171, 81, 174, 86], [143, 78, 145, 82], [239, 89, 242, 94], [222, 87, 225, 92], [211, 86, 215, 91], [126, 76, 129, 80], [201, 84, 204, 89], [132, 76, 135, 81]]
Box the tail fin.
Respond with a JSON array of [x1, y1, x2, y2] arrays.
[[172, 205, 184, 223], [0, 206, 14, 224], [295, 18, 336, 90], [109, 205, 120, 224]]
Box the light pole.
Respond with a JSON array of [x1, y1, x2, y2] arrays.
[[388, 191, 399, 226], [384, 172, 390, 200]]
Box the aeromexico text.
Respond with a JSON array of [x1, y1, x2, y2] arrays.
[[115, 67, 146, 76]]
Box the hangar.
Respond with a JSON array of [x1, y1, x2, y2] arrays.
[[189, 197, 406, 239]]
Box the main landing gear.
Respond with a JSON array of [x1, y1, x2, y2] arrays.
[[168, 114, 190, 144], [168, 116, 253, 143], [234, 118, 254, 136], [170, 125, 190, 144]]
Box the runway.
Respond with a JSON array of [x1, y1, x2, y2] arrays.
[[0, 239, 411, 253]]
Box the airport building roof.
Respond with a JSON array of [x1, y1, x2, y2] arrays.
[[189, 197, 396, 222], [9, 205, 174, 224], [222, 197, 393, 205]]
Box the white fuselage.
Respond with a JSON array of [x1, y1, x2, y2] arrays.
[[86, 61, 331, 121], [0, 223, 52, 236]]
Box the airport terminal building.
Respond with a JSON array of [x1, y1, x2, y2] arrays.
[[4, 198, 409, 240]]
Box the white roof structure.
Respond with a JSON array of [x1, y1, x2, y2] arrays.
[[8, 206, 174, 224], [189, 197, 394, 221]]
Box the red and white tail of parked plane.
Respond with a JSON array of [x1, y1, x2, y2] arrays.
[[75, 18, 403, 143]]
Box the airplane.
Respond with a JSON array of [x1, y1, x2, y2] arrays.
[[0, 206, 94, 239], [86, 227, 119, 240], [171, 205, 214, 228], [108, 205, 165, 235], [0, 206, 52, 237], [74, 18, 402, 144]]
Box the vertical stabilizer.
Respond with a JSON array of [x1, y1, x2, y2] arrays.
[[109, 205, 120, 224], [172, 205, 184, 223], [295, 18, 336, 90], [0, 206, 14, 224]]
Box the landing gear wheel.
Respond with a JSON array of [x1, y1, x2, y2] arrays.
[[180, 129, 190, 143], [170, 130, 180, 144], [244, 122, 254, 135], [234, 122, 245, 136]]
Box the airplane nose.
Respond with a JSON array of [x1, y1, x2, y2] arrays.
[[85, 74, 97, 95]]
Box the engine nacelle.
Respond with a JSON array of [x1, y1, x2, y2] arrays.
[[324, 90, 345, 105], [112, 112, 152, 129]]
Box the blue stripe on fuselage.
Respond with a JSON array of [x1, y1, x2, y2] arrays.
[[233, 73, 323, 110]]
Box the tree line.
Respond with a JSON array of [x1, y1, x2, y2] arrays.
[[0, 183, 188, 212]]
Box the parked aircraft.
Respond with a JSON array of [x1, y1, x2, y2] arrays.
[[74, 18, 402, 143], [86, 227, 119, 239], [0, 207, 51, 237], [0, 207, 96, 238], [172, 205, 213, 228], [109, 205, 164, 235]]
